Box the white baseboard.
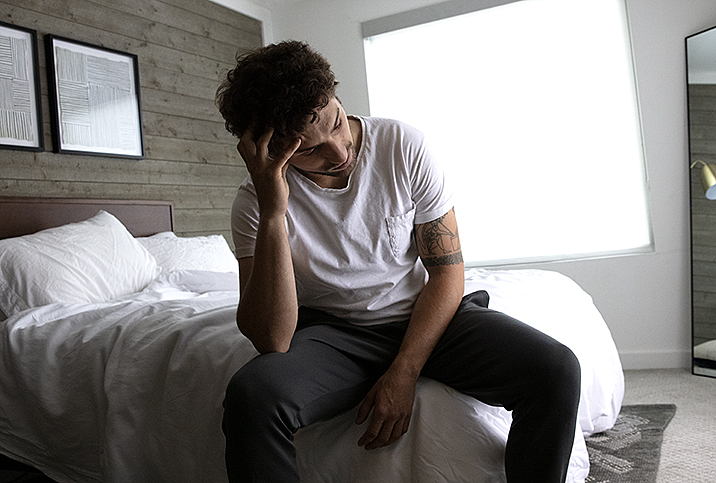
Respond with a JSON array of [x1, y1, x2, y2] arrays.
[[618, 349, 691, 370]]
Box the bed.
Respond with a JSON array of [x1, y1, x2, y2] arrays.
[[0, 196, 624, 483]]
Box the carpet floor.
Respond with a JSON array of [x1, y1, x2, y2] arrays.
[[585, 404, 675, 483], [622, 368, 716, 483]]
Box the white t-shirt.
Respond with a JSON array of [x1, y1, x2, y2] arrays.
[[231, 116, 453, 326]]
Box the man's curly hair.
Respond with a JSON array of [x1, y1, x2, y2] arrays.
[[216, 41, 338, 154]]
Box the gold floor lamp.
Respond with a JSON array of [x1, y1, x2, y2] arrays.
[[692, 160, 716, 200]]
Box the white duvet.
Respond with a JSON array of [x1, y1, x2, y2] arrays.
[[0, 268, 623, 483]]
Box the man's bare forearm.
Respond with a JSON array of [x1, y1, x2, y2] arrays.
[[394, 207, 465, 376], [391, 264, 464, 378], [237, 214, 298, 354]]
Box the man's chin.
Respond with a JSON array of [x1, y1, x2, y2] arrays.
[[327, 147, 357, 176], [326, 159, 354, 177]]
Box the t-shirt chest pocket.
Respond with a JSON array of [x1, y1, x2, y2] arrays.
[[385, 207, 416, 258]]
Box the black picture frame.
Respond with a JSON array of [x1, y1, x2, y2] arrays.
[[45, 35, 144, 159], [0, 21, 44, 152]]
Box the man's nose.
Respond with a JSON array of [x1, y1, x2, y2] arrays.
[[325, 140, 345, 164]]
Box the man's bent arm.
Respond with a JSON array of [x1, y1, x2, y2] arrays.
[[392, 208, 465, 378], [235, 128, 301, 354], [356, 208, 464, 449]]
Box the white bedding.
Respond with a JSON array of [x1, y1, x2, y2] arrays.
[[0, 268, 624, 483], [694, 339, 716, 362]]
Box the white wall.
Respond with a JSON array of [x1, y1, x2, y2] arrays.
[[226, 0, 716, 370]]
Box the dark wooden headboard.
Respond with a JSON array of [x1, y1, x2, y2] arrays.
[[0, 197, 175, 240]]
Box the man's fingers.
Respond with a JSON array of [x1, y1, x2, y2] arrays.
[[239, 127, 300, 171], [357, 414, 387, 448], [236, 127, 271, 157], [237, 129, 256, 161], [357, 404, 411, 449], [238, 128, 268, 170], [355, 392, 374, 426], [356, 391, 381, 447], [281, 138, 301, 162], [402, 414, 411, 435], [256, 127, 274, 150], [360, 416, 402, 450], [391, 416, 409, 444]]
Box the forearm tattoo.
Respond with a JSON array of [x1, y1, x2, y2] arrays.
[[416, 209, 463, 267]]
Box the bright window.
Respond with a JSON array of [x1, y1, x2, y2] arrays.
[[363, 0, 652, 266]]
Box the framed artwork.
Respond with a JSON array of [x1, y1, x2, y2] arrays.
[[0, 21, 44, 151], [45, 35, 144, 159]]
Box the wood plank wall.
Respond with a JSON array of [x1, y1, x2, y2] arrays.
[[689, 83, 716, 345], [0, 0, 260, 243]]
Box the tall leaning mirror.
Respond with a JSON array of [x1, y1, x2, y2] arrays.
[[687, 25, 716, 378]]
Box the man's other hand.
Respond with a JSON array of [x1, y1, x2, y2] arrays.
[[355, 366, 417, 450]]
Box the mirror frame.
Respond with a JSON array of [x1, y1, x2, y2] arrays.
[[687, 24, 716, 379]]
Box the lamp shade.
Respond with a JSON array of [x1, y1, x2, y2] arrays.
[[701, 163, 716, 200]]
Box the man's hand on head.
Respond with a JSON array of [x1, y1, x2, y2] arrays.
[[237, 127, 301, 219]]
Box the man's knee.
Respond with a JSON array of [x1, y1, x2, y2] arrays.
[[224, 354, 295, 428], [539, 342, 581, 408]]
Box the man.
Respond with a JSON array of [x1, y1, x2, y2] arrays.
[[216, 40, 581, 483]]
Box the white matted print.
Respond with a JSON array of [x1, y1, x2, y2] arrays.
[[46, 35, 144, 159], [0, 22, 43, 151]]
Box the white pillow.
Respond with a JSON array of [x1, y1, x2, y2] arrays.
[[138, 232, 239, 273], [0, 211, 160, 316]]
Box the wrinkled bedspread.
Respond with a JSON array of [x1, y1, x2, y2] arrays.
[[0, 268, 624, 482]]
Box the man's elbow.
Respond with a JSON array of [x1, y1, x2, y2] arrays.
[[252, 338, 291, 354], [236, 317, 292, 354], [427, 263, 465, 294]]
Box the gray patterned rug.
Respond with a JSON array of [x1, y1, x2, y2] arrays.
[[585, 404, 676, 483]]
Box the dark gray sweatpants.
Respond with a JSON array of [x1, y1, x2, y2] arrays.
[[223, 291, 581, 483]]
